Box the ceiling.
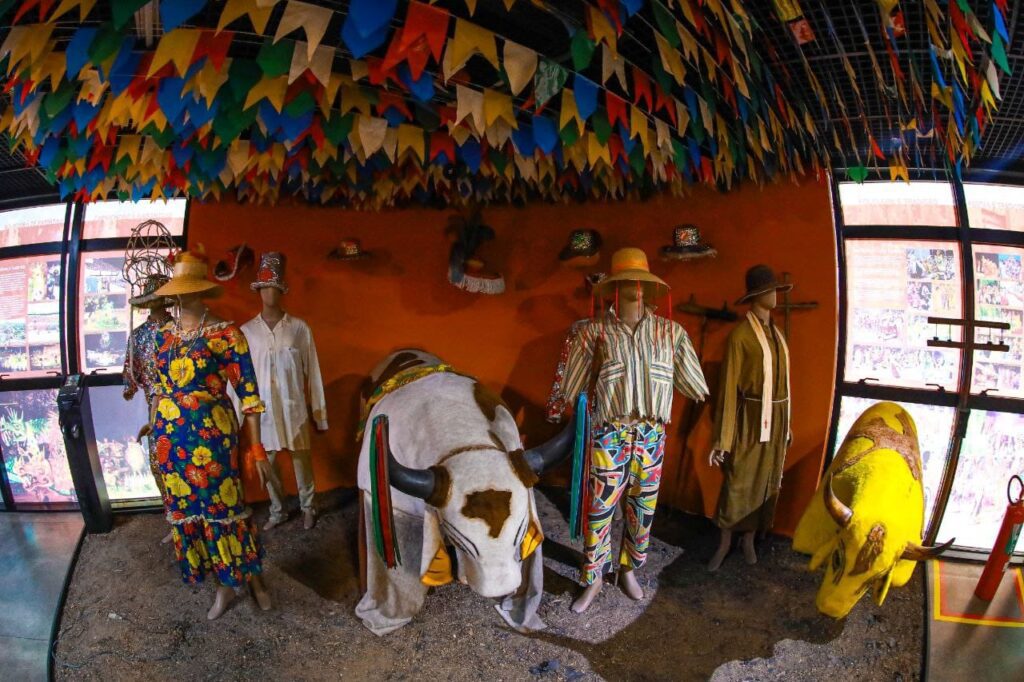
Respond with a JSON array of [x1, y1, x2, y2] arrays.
[[0, 0, 1020, 206]]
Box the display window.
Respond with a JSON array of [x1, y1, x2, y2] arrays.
[[971, 244, 1024, 399], [0, 255, 63, 378], [833, 396, 955, 532], [0, 203, 67, 248], [837, 181, 957, 227], [963, 183, 1024, 233], [844, 239, 963, 390], [88, 385, 159, 502], [81, 198, 186, 240], [937, 410, 1024, 552], [0, 389, 76, 505], [78, 250, 132, 374]]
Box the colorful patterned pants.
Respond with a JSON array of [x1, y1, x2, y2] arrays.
[[581, 420, 666, 585]]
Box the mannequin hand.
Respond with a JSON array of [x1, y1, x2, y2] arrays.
[[137, 423, 152, 443], [708, 449, 728, 467], [255, 459, 273, 489]]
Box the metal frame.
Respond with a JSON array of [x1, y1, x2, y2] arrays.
[[827, 171, 1024, 556], [0, 198, 190, 513]]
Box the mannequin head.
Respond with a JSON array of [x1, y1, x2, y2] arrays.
[[259, 286, 284, 309], [750, 288, 777, 311], [616, 280, 645, 306]]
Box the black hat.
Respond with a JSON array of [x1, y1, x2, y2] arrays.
[[660, 224, 716, 261], [559, 229, 602, 261], [736, 265, 793, 305]]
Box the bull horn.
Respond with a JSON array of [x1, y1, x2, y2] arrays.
[[901, 537, 955, 561], [524, 421, 576, 475], [823, 474, 853, 528], [387, 447, 452, 508]]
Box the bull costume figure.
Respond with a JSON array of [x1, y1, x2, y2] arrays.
[[355, 350, 576, 635], [793, 402, 953, 618]]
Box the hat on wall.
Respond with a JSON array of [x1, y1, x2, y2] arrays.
[[129, 273, 173, 308], [595, 247, 669, 300], [735, 264, 793, 305], [213, 243, 254, 282], [328, 238, 372, 260], [153, 252, 223, 299], [660, 225, 716, 261], [559, 229, 602, 262], [251, 252, 289, 293], [448, 206, 505, 295]]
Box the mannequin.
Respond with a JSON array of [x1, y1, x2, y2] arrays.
[[150, 252, 275, 620], [241, 252, 328, 531], [707, 265, 792, 572], [546, 248, 708, 613]]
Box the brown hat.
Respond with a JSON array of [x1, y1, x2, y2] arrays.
[[596, 247, 669, 299], [735, 265, 793, 305], [153, 252, 223, 299]]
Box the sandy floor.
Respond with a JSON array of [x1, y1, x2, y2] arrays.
[[53, 489, 923, 681]]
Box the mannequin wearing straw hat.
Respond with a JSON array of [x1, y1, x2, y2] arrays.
[[707, 265, 793, 572], [547, 248, 709, 614], [123, 273, 174, 544], [241, 252, 328, 532], [149, 252, 275, 620]]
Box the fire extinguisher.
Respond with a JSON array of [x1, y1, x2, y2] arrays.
[[975, 475, 1024, 601]]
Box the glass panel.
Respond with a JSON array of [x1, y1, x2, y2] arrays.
[[972, 245, 1024, 398], [88, 385, 159, 501], [938, 410, 1024, 552], [0, 256, 62, 378], [834, 396, 955, 532], [81, 199, 186, 239], [78, 251, 131, 374], [838, 181, 957, 227], [964, 183, 1024, 232], [845, 239, 962, 389], [0, 389, 76, 505], [0, 204, 67, 248]]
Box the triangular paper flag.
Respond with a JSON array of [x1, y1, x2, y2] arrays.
[[444, 20, 499, 79], [217, 0, 275, 35], [274, 1, 332, 60], [503, 40, 537, 96], [601, 44, 627, 89], [148, 29, 201, 77]]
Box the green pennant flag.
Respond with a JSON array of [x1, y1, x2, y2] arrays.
[[228, 59, 264, 102], [489, 148, 508, 174], [629, 144, 646, 176], [284, 90, 317, 117], [213, 105, 258, 143], [570, 30, 596, 71], [43, 83, 76, 118], [992, 32, 1011, 75], [323, 113, 354, 146], [257, 40, 294, 78], [650, 54, 673, 94], [846, 165, 869, 183], [671, 138, 687, 168], [592, 110, 612, 145], [651, 2, 680, 49], [534, 59, 567, 109], [559, 121, 580, 147], [111, 0, 151, 30], [89, 24, 124, 65]]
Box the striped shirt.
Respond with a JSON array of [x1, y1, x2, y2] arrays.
[[546, 307, 709, 426]]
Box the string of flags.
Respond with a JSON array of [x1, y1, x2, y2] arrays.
[[0, 0, 1011, 207]]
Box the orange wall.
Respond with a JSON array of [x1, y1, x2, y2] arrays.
[[188, 176, 838, 535]]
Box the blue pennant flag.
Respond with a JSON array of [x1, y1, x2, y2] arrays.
[[65, 27, 98, 80], [341, 18, 390, 59], [573, 74, 599, 122], [161, 0, 207, 32], [532, 115, 558, 154], [348, 0, 397, 38], [459, 138, 482, 172]]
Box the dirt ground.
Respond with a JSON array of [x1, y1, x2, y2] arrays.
[[53, 488, 924, 681]]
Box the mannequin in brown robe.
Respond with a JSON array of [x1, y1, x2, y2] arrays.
[[708, 266, 792, 571]]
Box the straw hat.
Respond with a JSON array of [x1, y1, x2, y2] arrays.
[[153, 252, 223, 298], [596, 247, 669, 299]]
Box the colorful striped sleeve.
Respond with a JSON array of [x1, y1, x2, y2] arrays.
[[672, 322, 709, 401]]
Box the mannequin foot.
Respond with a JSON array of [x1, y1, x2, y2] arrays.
[[251, 576, 272, 611], [571, 581, 603, 614], [160, 531, 173, 545], [708, 531, 732, 572], [207, 586, 235, 621], [619, 569, 644, 600], [263, 515, 285, 531], [742, 533, 757, 565], [303, 509, 317, 530]]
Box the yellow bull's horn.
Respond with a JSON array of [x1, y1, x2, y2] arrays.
[[824, 474, 853, 528], [901, 537, 955, 561]]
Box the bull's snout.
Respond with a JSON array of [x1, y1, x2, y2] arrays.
[[462, 560, 523, 599]]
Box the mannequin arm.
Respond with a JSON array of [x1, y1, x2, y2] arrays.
[[243, 412, 272, 488]]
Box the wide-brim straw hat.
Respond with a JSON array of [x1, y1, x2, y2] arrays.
[[595, 247, 669, 299], [153, 252, 223, 299], [735, 264, 793, 305]]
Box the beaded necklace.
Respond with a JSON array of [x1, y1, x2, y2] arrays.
[[171, 308, 208, 357]]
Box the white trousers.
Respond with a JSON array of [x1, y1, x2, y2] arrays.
[[266, 449, 315, 520]]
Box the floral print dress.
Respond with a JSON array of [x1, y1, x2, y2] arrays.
[[153, 320, 266, 586]]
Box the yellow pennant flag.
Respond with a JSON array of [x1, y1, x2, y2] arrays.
[[559, 89, 584, 132], [274, 1, 333, 60], [673, 98, 690, 135], [587, 6, 618, 58], [586, 132, 611, 168], [115, 134, 141, 163], [397, 124, 425, 163], [340, 85, 372, 115], [444, 19, 499, 80], [148, 29, 201, 77], [601, 44, 627, 89], [50, 0, 98, 22], [244, 75, 288, 111], [30, 52, 66, 91], [321, 73, 348, 117], [503, 40, 537, 96], [676, 22, 699, 65], [218, 0, 276, 35], [655, 32, 686, 86], [629, 105, 649, 149], [228, 140, 252, 176], [483, 88, 516, 129], [195, 59, 232, 106], [454, 84, 485, 135]]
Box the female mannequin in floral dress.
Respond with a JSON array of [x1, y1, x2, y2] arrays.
[[151, 253, 275, 620]]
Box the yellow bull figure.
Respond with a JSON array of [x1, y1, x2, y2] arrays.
[[793, 402, 953, 618]]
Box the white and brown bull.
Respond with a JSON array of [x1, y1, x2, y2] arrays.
[[355, 350, 574, 635], [793, 402, 953, 618]]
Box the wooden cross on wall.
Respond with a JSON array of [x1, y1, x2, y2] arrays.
[[777, 272, 818, 339]]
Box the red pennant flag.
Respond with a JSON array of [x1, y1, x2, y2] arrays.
[[606, 91, 628, 128], [194, 30, 234, 72], [429, 131, 455, 162], [631, 66, 652, 110], [595, 0, 623, 35], [376, 92, 412, 120], [653, 85, 676, 126]]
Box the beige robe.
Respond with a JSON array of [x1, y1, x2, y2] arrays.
[[711, 316, 791, 531]]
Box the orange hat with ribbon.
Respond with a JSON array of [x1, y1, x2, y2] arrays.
[[595, 247, 670, 300]]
